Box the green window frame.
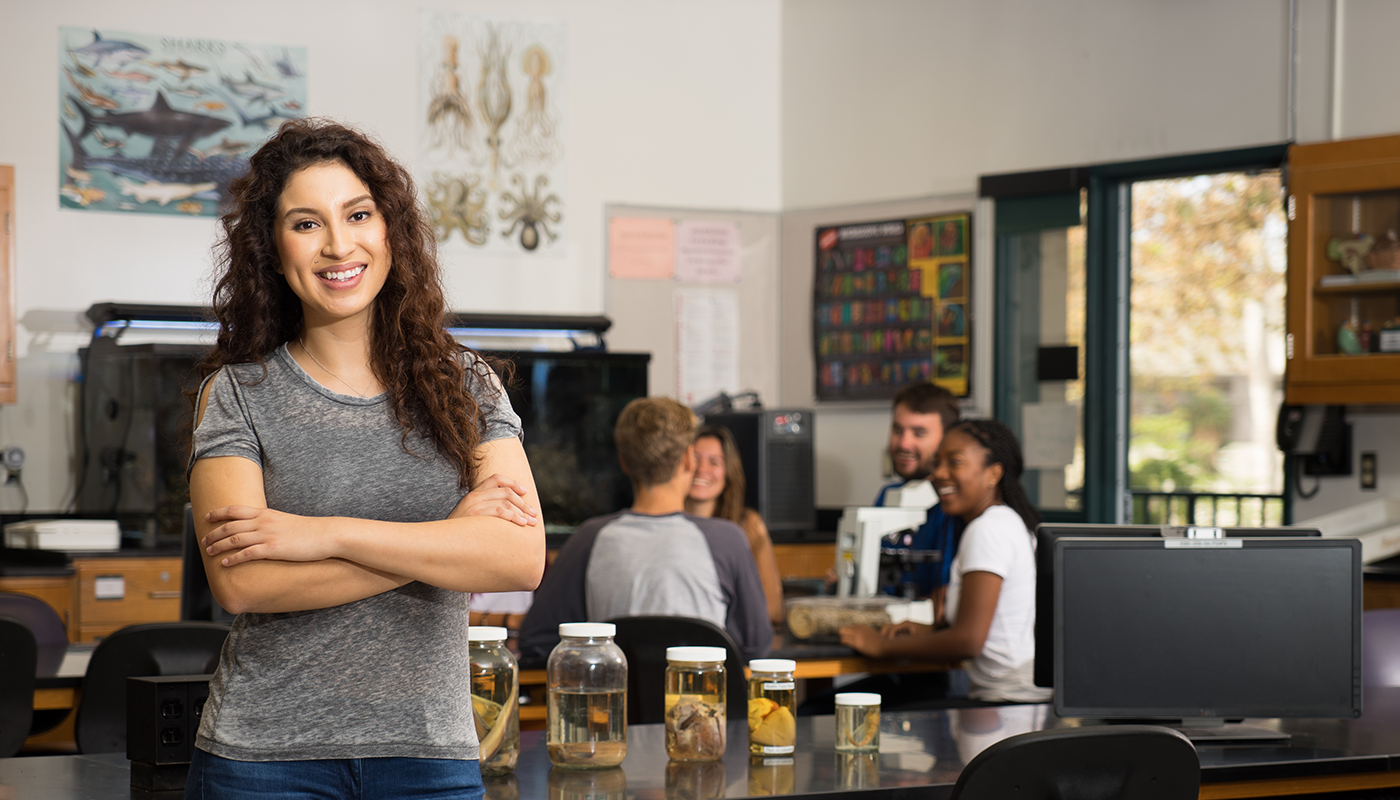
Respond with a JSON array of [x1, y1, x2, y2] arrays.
[[986, 144, 1292, 524]]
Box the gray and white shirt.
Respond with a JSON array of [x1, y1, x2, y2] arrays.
[[189, 344, 520, 762], [518, 510, 774, 663]]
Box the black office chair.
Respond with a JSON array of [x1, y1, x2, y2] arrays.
[[606, 615, 749, 725], [0, 591, 71, 735], [0, 591, 68, 679], [74, 621, 231, 754], [948, 724, 1200, 800], [0, 615, 38, 758]]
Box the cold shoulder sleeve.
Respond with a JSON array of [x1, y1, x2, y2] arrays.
[[188, 367, 263, 475]]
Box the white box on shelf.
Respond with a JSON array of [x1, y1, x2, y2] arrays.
[[3, 519, 121, 552], [1300, 498, 1400, 564]]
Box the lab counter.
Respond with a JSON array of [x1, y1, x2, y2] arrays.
[[8, 688, 1400, 799]]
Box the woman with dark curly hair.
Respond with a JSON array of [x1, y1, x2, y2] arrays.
[[186, 117, 544, 799]]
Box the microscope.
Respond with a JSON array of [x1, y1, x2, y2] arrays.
[[834, 481, 940, 598]]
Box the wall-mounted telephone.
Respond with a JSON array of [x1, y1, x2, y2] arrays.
[[1276, 403, 1352, 478]]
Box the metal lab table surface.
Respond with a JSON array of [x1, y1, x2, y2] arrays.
[[6, 688, 1400, 799]]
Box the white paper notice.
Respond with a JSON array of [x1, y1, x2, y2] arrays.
[[675, 220, 741, 283], [1021, 402, 1079, 469], [675, 289, 740, 406]]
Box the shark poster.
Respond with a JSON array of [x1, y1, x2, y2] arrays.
[[417, 13, 566, 255], [58, 27, 307, 217]]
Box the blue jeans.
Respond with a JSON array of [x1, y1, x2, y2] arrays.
[[184, 749, 484, 800]]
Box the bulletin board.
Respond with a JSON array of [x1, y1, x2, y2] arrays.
[[812, 211, 972, 401], [603, 204, 780, 408]]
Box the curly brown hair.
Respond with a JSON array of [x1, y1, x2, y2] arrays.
[[197, 117, 495, 488]]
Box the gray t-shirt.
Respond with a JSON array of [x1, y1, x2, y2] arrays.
[[189, 344, 521, 762]]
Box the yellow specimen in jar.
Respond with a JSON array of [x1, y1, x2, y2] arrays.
[[747, 697, 796, 747], [846, 708, 879, 748], [470, 680, 518, 763]]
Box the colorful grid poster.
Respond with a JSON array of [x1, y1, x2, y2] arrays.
[[813, 212, 971, 401]]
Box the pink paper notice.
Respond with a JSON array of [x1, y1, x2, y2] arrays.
[[608, 217, 676, 279], [675, 220, 741, 283]]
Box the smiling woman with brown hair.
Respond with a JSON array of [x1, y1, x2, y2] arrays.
[[185, 117, 545, 799], [839, 418, 1050, 706], [684, 424, 785, 624]]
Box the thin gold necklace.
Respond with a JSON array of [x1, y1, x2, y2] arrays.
[[298, 337, 369, 398]]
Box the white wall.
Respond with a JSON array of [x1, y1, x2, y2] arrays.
[[780, 0, 1294, 210], [0, 0, 782, 510], [779, 0, 1400, 507], [1294, 408, 1400, 521]]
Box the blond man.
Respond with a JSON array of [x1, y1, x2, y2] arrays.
[[518, 397, 774, 662]]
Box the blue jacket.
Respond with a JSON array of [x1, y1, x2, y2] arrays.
[[874, 482, 964, 597]]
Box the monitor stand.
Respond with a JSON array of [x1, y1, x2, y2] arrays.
[[1093, 718, 1291, 744], [1172, 718, 1291, 744]]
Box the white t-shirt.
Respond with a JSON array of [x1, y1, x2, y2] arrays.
[[944, 504, 1052, 703]]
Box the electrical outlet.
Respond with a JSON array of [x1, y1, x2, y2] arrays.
[[1360, 452, 1377, 490]]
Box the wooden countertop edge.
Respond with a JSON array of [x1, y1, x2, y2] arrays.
[[1199, 770, 1400, 799]]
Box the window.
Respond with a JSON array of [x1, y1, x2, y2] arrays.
[[987, 144, 1291, 524], [1128, 172, 1287, 526]]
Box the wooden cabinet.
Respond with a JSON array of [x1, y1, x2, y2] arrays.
[[71, 556, 182, 642], [1286, 135, 1400, 404], [1, 555, 183, 643], [1366, 574, 1400, 610]]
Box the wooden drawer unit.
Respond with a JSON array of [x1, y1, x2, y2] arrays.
[[72, 556, 182, 642]]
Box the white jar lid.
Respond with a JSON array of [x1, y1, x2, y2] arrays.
[[835, 692, 882, 706], [559, 622, 615, 638], [468, 626, 508, 642], [749, 658, 796, 673], [666, 646, 727, 664]]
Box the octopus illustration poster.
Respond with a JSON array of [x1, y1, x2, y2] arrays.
[[418, 13, 566, 255], [58, 27, 307, 217]]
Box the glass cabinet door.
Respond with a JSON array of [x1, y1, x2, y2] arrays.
[[1287, 135, 1400, 404]]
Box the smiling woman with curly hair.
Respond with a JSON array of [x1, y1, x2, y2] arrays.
[[185, 117, 544, 799]]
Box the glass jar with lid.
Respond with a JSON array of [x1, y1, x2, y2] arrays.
[[468, 626, 519, 775], [547, 622, 628, 768], [747, 659, 796, 756], [833, 691, 881, 752], [664, 645, 727, 761]]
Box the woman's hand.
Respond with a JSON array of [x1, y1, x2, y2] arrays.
[[450, 473, 539, 527], [203, 505, 338, 566], [838, 624, 888, 657], [880, 621, 933, 639]]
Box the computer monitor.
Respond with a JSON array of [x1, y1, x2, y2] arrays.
[[1053, 536, 1361, 742], [1032, 523, 1321, 688]]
